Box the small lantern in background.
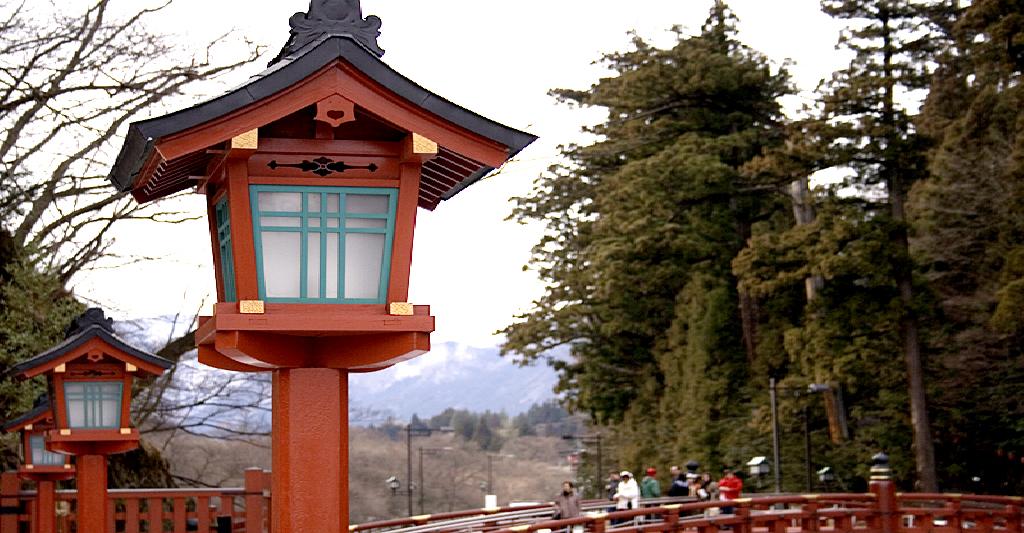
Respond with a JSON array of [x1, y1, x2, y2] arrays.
[[2, 396, 74, 477], [747, 456, 770, 478], [2, 397, 74, 533], [9, 308, 171, 533], [817, 466, 836, 484]]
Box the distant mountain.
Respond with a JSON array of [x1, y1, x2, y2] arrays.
[[350, 342, 561, 421], [114, 316, 562, 424]]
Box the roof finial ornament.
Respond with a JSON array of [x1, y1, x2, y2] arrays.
[[65, 308, 114, 338], [275, 0, 384, 63]]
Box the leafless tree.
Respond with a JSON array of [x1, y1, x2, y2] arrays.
[[0, 0, 259, 280]]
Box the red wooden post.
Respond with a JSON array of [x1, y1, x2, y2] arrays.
[[272, 369, 348, 533], [34, 480, 57, 533], [835, 513, 854, 533], [148, 496, 163, 533], [735, 503, 753, 533], [802, 501, 820, 533], [173, 497, 186, 533], [1006, 501, 1023, 533], [664, 507, 680, 533], [197, 496, 211, 533], [1, 472, 20, 533], [869, 453, 899, 533], [76, 454, 108, 533], [246, 467, 268, 533], [125, 498, 140, 533]]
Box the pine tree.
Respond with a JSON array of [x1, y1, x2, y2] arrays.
[[806, 0, 949, 491], [503, 2, 792, 472], [911, 0, 1024, 492]]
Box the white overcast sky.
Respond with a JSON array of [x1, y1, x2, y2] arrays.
[[72, 0, 848, 347]]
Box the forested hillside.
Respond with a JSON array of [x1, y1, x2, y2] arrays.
[[503, 0, 1024, 493]]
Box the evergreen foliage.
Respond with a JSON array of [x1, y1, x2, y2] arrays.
[[504, 2, 793, 477], [505, 0, 1024, 492]]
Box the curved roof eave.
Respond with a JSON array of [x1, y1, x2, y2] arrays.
[[1, 401, 50, 433], [9, 325, 173, 379], [109, 35, 537, 195]]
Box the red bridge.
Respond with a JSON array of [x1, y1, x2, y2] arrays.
[[1, 457, 1020, 533]]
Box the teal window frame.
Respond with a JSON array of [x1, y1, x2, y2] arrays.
[[28, 435, 64, 466], [249, 185, 398, 304], [215, 197, 237, 302], [63, 381, 123, 429]]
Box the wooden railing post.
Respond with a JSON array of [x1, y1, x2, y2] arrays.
[[735, 502, 753, 533], [802, 500, 820, 533], [869, 453, 899, 533], [945, 498, 961, 531], [244, 468, 266, 533], [1006, 500, 1023, 533], [0, 472, 20, 533], [664, 506, 680, 533]]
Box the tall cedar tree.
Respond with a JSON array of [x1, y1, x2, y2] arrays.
[[912, 0, 1024, 493], [813, 0, 947, 491], [503, 2, 792, 473]]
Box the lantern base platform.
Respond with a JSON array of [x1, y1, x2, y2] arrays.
[[196, 303, 434, 371], [17, 466, 75, 482], [45, 428, 139, 456]]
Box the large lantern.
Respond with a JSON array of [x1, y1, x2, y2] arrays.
[[9, 308, 172, 532], [106, 1, 536, 532]]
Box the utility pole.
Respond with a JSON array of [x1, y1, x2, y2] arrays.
[[770, 377, 782, 493]]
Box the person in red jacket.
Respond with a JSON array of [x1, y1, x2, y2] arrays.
[[717, 468, 743, 514]]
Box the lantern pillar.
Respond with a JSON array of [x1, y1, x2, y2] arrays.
[[33, 480, 56, 533], [76, 454, 108, 533], [272, 368, 349, 533]]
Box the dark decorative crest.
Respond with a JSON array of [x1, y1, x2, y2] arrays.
[[268, 157, 379, 177], [275, 0, 384, 63], [65, 308, 114, 338]]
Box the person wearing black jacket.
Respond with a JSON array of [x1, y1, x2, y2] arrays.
[[666, 465, 688, 497]]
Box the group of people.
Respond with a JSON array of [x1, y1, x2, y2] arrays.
[[607, 465, 742, 507], [553, 464, 745, 522]]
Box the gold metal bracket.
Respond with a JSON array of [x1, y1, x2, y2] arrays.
[[389, 302, 414, 316], [239, 300, 266, 314]]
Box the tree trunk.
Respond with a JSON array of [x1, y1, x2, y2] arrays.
[[891, 187, 938, 492], [880, 10, 937, 491], [788, 177, 823, 302]]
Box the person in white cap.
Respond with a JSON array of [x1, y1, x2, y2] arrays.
[[612, 470, 640, 511]]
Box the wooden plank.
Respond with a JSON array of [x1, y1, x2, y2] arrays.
[[148, 497, 164, 533], [108, 499, 117, 533], [197, 496, 211, 533], [173, 497, 187, 533], [125, 498, 140, 533]]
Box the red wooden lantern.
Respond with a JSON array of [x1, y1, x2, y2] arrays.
[[2, 399, 74, 533], [9, 308, 172, 532], [2, 398, 74, 480], [107, 2, 535, 532]]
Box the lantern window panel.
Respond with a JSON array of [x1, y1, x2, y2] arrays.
[[250, 186, 397, 304], [64, 381, 123, 429], [28, 435, 64, 466], [215, 197, 237, 302]]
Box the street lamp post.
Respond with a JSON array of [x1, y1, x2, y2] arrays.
[[403, 425, 451, 516], [768, 379, 834, 493], [562, 434, 604, 497], [770, 377, 782, 493]]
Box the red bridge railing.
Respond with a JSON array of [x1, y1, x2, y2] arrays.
[[2, 461, 1021, 533], [0, 468, 270, 533]]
